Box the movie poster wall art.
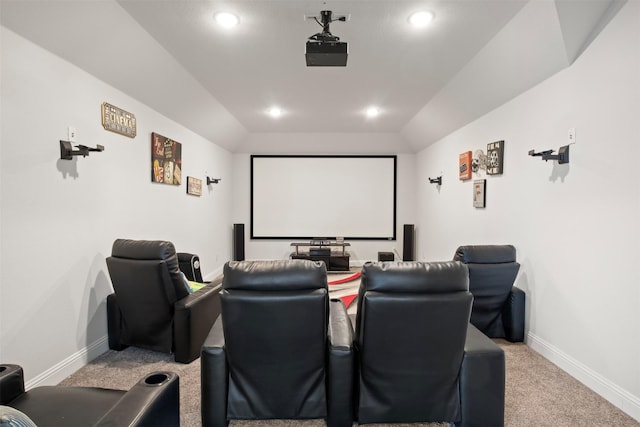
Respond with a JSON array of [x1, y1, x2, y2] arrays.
[[473, 179, 486, 208], [459, 151, 472, 180], [486, 140, 505, 175], [151, 132, 182, 185]]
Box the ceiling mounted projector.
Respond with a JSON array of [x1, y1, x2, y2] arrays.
[[306, 10, 348, 67]]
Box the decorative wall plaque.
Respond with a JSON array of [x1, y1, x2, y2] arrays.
[[101, 102, 137, 138], [486, 140, 504, 175], [151, 132, 182, 185], [187, 176, 202, 196], [459, 151, 472, 180], [472, 149, 487, 174], [473, 179, 486, 208]]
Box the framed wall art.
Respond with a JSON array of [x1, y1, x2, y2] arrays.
[[186, 176, 202, 196], [459, 151, 472, 180], [151, 132, 182, 185], [486, 140, 504, 175], [473, 179, 486, 208], [472, 149, 487, 174]]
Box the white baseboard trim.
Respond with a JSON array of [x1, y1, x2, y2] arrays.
[[25, 335, 110, 389], [527, 332, 640, 422]]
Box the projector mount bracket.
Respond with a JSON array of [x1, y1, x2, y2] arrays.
[[308, 10, 346, 42]]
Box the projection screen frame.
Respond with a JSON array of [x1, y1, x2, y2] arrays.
[[250, 154, 397, 240]]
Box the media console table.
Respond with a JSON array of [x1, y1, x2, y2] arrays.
[[290, 241, 350, 272]]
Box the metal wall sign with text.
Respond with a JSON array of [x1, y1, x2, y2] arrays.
[[101, 102, 137, 138]]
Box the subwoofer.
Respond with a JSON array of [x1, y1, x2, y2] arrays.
[[378, 252, 394, 262], [233, 223, 245, 261], [403, 224, 415, 261]]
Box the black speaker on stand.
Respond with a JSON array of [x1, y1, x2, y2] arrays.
[[403, 224, 415, 261], [233, 223, 245, 261]]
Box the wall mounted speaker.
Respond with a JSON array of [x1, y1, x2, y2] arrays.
[[403, 224, 415, 261], [233, 223, 245, 261]]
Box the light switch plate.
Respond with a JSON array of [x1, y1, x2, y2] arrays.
[[68, 126, 77, 142]]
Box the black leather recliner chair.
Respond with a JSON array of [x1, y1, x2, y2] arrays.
[[0, 364, 179, 426], [106, 238, 222, 363], [454, 245, 526, 342], [201, 259, 354, 427], [355, 261, 505, 427], [177, 252, 204, 282]]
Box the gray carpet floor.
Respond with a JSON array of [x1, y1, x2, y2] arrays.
[[59, 335, 639, 426], [59, 272, 639, 426]]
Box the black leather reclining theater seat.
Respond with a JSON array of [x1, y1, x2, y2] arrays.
[[201, 259, 354, 427], [354, 261, 505, 427], [454, 244, 526, 342], [0, 364, 180, 426], [106, 238, 222, 363]]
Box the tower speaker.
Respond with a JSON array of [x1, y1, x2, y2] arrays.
[[233, 223, 245, 261], [403, 224, 415, 261]]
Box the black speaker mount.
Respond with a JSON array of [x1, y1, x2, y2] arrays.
[[60, 140, 104, 160], [528, 145, 570, 164]]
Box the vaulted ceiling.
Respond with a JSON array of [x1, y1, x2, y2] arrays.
[[1, 0, 624, 152]]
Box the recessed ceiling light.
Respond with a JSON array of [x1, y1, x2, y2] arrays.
[[365, 106, 380, 118], [267, 107, 283, 118], [215, 12, 239, 28], [409, 11, 434, 28]]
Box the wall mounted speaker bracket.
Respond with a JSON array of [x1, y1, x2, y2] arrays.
[[60, 140, 104, 160], [528, 145, 570, 164]]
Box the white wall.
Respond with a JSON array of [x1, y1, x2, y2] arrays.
[[232, 134, 417, 264], [415, 1, 640, 419], [0, 28, 235, 385], [237, 132, 415, 154], [2, 2, 638, 420]]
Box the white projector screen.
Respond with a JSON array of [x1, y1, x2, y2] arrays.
[[251, 155, 396, 240]]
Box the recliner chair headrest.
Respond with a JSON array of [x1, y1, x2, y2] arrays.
[[112, 239, 178, 261], [223, 260, 327, 291], [110, 239, 186, 298], [361, 261, 469, 293], [454, 245, 516, 264]]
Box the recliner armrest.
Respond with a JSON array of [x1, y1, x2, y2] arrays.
[[106, 293, 129, 351], [328, 299, 354, 349], [95, 371, 179, 427], [201, 318, 229, 427], [457, 324, 505, 427], [0, 364, 25, 405], [176, 281, 222, 311], [326, 299, 354, 427], [173, 281, 222, 363], [502, 286, 526, 342]]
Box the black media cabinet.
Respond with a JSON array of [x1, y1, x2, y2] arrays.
[[290, 241, 350, 272]]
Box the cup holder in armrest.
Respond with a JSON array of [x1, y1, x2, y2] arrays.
[[144, 372, 170, 386], [0, 365, 19, 377]]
